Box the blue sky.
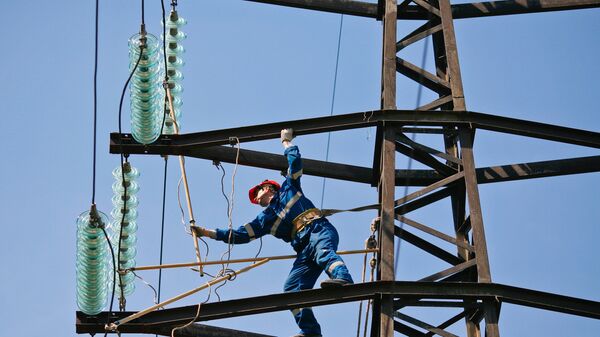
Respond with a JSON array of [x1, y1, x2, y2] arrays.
[[0, 1, 598, 336]]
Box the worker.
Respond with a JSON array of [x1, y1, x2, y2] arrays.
[[191, 128, 353, 337]]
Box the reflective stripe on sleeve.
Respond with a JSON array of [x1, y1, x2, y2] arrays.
[[291, 308, 312, 316], [291, 169, 303, 180], [270, 192, 302, 236], [244, 223, 255, 240]]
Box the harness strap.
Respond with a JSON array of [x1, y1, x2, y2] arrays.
[[290, 204, 381, 239], [319, 203, 380, 217]]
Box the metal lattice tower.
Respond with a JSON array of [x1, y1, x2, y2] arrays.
[[77, 1, 600, 336]]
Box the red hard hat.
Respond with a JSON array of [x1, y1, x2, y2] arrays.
[[248, 180, 281, 204]]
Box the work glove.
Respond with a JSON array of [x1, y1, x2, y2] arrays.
[[190, 225, 217, 239], [280, 128, 294, 143]]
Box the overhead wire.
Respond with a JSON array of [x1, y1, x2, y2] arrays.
[[159, 0, 169, 136], [157, 157, 168, 304], [91, 0, 99, 205], [156, 0, 169, 310], [107, 0, 147, 324], [319, 14, 344, 209]]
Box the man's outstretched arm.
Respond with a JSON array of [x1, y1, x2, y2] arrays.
[[281, 129, 303, 190]]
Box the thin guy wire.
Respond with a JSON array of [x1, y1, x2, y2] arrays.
[[320, 14, 344, 209]]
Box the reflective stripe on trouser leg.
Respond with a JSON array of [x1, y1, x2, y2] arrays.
[[311, 222, 354, 283], [326, 259, 353, 282]]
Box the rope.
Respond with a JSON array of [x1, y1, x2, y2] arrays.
[[319, 203, 380, 218], [355, 248, 368, 337], [131, 270, 160, 305], [214, 138, 241, 301], [171, 304, 202, 337], [320, 14, 344, 209]]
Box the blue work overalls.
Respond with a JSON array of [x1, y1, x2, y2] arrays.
[[214, 145, 353, 336]]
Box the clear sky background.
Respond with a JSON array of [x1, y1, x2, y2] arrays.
[[0, 1, 598, 336]]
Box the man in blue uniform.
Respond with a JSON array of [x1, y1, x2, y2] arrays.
[[192, 129, 353, 337]]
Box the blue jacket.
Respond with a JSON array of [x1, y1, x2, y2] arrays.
[[215, 145, 324, 251]]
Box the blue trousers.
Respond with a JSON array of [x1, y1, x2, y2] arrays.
[[284, 221, 353, 336]]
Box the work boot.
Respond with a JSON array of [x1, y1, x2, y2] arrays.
[[320, 278, 352, 288], [291, 334, 322, 337]]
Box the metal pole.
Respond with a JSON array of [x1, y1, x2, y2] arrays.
[[107, 259, 270, 330], [378, 1, 398, 336], [130, 249, 378, 272], [166, 87, 204, 276]]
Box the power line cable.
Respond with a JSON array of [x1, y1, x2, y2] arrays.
[[157, 157, 168, 303], [91, 0, 99, 205], [106, 6, 146, 329], [320, 14, 344, 209]]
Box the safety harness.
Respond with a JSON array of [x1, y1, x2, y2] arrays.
[[291, 203, 380, 239]]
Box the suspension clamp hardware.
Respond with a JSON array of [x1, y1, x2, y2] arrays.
[[370, 217, 380, 233], [105, 323, 118, 332], [366, 236, 378, 249], [89, 204, 105, 229], [119, 296, 127, 311], [228, 137, 239, 146], [369, 257, 377, 268]]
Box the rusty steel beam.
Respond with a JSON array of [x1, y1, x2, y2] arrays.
[[378, 1, 398, 336], [242, 0, 380, 18], [395, 226, 465, 265], [395, 312, 459, 337], [397, 0, 600, 19], [110, 110, 600, 155], [477, 155, 600, 183], [395, 141, 456, 176], [154, 323, 276, 337], [450, 0, 600, 18], [156, 144, 599, 187], [241, 0, 600, 19], [76, 281, 600, 334], [396, 57, 451, 94]]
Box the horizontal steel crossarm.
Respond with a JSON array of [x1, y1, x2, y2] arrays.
[[477, 155, 600, 183], [242, 0, 380, 18], [241, 0, 600, 20], [449, 0, 600, 19], [151, 144, 600, 186], [153, 323, 276, 337], [76, 281, 600, 334], [110, 110, 600, 154], [399, 0, 600, 19]]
